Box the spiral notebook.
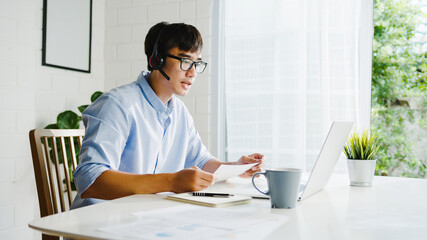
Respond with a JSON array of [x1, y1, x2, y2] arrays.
[[166, 193, 252, 208]]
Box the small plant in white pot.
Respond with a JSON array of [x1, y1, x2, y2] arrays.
[[343, 130, 381, 187]]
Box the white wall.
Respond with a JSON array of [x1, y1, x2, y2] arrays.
[[104, 0, 213, 148], [0, 0, 213, 239], [0, 0, 105, 239]]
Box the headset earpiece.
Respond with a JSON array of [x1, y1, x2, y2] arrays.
[[149, 54, 164, 70], [149, 27, 170, 80]]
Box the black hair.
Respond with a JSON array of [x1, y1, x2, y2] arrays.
[[144, 22, 203, 71]]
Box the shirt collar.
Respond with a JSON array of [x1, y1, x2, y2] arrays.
[[138, 71, 174, 114]]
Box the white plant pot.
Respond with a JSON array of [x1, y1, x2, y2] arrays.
[[347, 159, 377, 187]]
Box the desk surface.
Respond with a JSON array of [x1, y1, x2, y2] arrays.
[[29, 174, 427, 240]]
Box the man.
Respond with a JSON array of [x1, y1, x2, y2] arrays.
[[71, 22, 264, 209]]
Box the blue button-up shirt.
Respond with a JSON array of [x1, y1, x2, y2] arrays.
[[71, 71, 213, 209]]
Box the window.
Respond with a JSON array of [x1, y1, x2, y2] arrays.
[[213, 0, 373, 171]]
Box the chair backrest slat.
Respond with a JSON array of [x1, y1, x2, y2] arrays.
[[41, 137, 58, 214], [78, 136, 83, 149], [68, 136, 78, 171], [59, 136, 73, 208], [51, 136, 66, 212]]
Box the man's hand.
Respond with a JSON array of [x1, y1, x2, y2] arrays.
[[237, 153, 265, 178], [172, 166, 216, 193]]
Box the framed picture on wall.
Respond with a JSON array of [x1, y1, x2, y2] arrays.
[[42, 0, 92, 73]]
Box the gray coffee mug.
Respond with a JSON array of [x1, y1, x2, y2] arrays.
[[252, 168, 302, 209]]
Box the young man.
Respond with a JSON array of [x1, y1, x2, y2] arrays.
[[71, 22, 264, 209]]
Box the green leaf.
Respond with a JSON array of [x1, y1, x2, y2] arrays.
[[45, 123, 59, 129], [57, 111, 80, 129], [78, 105, 89, 113], [344, 130, 381, 160], [91, 91, 103, 103]]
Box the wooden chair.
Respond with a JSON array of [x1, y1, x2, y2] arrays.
[[29, 129, 85, 240]]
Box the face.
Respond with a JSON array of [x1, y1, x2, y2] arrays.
[[160, 47, 201, 97]]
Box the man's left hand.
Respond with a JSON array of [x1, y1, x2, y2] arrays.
[[237, 153, 265, 178]]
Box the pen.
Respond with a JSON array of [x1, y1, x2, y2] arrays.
[[192, 192, 233, 197]]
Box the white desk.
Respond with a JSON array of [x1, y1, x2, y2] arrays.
[[29, 174, 427, 240]]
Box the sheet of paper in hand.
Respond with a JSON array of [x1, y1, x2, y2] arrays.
[[214, 163, 258, 181]]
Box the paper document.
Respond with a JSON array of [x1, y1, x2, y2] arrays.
[[214, 163, 258, 181], [98, 205, 288, 240]]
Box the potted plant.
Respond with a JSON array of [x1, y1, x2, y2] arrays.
[[343, 130, 381, 187]]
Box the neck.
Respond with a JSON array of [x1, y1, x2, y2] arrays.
[[147, 72, 172, 105]]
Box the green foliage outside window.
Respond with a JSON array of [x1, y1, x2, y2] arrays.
[[371, 0, 427, 178]]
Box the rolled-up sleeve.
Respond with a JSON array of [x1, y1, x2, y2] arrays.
[[73, 94, 129, 196]]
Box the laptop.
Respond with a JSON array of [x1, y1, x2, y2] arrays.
[[247, 121, 353, 201], [298, 121, 353, 200]]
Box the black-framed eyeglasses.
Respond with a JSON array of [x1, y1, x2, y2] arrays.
[[166, 54, 207, 74]]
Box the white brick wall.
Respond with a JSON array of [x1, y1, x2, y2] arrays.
[[0, 0, 105, 239], [0, 1, 213, 239], [104, 0, 213, 148]]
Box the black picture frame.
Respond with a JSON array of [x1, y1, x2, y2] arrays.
[[42, 0, 92, 73]]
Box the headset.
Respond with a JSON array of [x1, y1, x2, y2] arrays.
[[149, 27, 170, 80]]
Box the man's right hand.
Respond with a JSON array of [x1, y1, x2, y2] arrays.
[[172, 166, 216, 193]]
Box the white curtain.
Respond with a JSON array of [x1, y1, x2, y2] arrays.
[[223, 0, 369, 171]]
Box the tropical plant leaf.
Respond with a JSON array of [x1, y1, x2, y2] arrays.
[[78, 105, 89, 114], [91, 91, 103, 102], [57, 111, 80, 129], [45, 123, 58, 129]]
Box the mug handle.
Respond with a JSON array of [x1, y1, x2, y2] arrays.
[[252, 172, 269, 195]]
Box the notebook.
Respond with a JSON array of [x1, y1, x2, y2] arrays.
[[166, 193, 252, 208]]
